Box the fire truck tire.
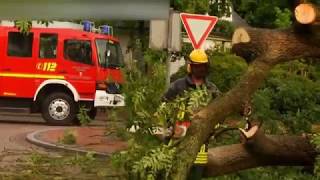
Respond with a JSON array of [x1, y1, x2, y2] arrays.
[[41, 92, 77, 126]]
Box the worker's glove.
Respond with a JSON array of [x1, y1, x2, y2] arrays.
[[152, 126, 173, 137], [173, 124, 188, 138]]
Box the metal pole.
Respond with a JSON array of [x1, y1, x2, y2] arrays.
[[166, 51, 171, 88]]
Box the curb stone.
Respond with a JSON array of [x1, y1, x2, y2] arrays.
[[26, 128, 109, 158]]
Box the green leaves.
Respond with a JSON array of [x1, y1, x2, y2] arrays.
[[14, 20, 52, 34], [209, 0, 232, 17], [311, 134, 320, 176], [122, 50, 167, 130], [172, 0, 232, 17], [77, 105, 92, 126], [274, 7, 292, 28], [131, 145, 176, 179], [154, 87, 212, 126], [213, 20, 235, 38], [172, 0, 210, 14], [255, 60, 320, 134], [232, 0, 293, 28], [14, 20, 32, 34]]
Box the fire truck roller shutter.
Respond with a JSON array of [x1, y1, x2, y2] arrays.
[[33, 80, 80, 102]]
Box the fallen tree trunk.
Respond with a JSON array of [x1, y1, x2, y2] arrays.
[[204, 126, 317, 177], [294, 3, 320, 24], [295, 3, 320, 25], [232, 27, 320, 63], [170, 25, 320, 179]]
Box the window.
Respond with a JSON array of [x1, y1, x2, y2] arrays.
[[7, 32, 33, 57], [39, 33, 58, 59], [96, 39, 123, 68], [64, 40, 92, 65]]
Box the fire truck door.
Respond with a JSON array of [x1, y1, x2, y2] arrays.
[[60, 38, 96, 100], [0, 31, 37, 98]]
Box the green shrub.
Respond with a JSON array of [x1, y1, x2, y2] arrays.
[[252, 60, 320, 134], [116, 48, 320, 179], [77, 106, 92, 126], [58, 130, 76, 145]]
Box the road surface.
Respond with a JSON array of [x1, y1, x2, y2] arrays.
[[0, 113, 59, 152], [0, 112, 107, 153]]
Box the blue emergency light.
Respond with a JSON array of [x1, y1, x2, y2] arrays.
[[82, 20, 94, 32], [100, 25, 113, 35]]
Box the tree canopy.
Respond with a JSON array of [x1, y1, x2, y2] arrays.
[[171, 0, 294, 28]]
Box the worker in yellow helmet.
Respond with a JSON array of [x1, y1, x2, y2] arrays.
[[163, 49, 220, 101], [163, 49, 221, 180]]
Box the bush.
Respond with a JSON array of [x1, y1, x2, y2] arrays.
[[122, 49, 167, 129], [115, 48, 320, 179], [58, 130, 76, 145], [172, 52, 320, 134], [252, 60, 320, 134]]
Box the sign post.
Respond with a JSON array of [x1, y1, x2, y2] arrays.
[[180, 13, 218, 49]]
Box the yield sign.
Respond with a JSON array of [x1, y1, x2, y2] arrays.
[[180, 13, 218, 49]]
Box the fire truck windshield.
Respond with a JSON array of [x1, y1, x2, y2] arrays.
[[95, 39, 123, 68]]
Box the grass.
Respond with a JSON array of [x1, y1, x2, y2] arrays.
[[0, 151, 125, 180], [58, 130, 77, 145]]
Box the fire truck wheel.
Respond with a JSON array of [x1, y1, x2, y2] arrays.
[[41, 92, 77, 126]]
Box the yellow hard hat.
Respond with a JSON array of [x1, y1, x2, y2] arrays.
[[189, 49, 208, 64]]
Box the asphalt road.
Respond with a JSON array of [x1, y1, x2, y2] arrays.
[[0, 113, 57, 153], [0, 112, 107, 154]]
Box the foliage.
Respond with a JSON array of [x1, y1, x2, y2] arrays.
[[112, 139, 167, 179], [113, 86, 212, 179], [310, 0, 320, 5], [77, 105, 92, 126], [68, 152, 96, 172], [58, 130, 77, 145], [209, 0, 232, 17], [172, 0, 294, 29], [144, 48, 167, 64], [112, 48, 217, 179], [156, 86, 212, 128], [213, 19, 235, 38], [171, 0, 210, 14], [311, 133, 320, 176], [132, 145, 175, 180], [274, 7, 292, 28], [171, 0, 231, 17], [1, 151, 120, 179], [130, 49, 320, 179], [232, 0, 293, 28], [252, 61, 320, 134], [205, 166, 314, 180], [122, 55, 166, 130], [173, 51, 320, 135], [14, 21, 32, 34], [14, 20, 52, 34]]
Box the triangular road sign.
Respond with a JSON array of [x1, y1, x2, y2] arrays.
[[180, 13, 218, 49]]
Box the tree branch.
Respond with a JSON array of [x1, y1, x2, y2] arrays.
[[205, 126, 317, 177], [170, 26, 320, 179]]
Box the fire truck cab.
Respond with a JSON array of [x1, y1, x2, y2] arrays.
[[0, 21, 125, 125]]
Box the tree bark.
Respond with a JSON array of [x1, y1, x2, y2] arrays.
[[169, 26, 320, 179], [204, 126, 317, 177]]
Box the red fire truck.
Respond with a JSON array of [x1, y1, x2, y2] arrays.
[[0, 21, 125, 125]]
